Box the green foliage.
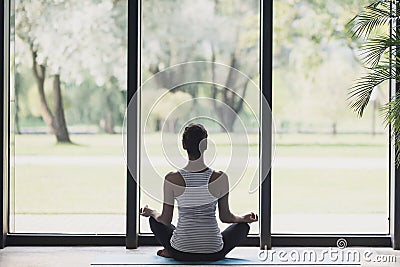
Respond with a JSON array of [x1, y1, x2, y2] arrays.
[[14, 0, 127, 132], [347, 0, 400, 163], [13, 0, 386, 135], [271, 0, 388, 134], [141, 0, 260, 131]]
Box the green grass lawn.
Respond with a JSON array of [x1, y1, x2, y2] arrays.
[[10, 133, 389, 217], [12, 134, 125, 156], [13, 164, 125, 214]]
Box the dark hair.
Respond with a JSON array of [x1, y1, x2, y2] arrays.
[[182, 123, 208, 159]]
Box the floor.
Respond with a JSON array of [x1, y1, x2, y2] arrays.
[[0, 246, 400, 267]]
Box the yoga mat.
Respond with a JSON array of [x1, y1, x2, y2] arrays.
[[91, 253, 361, 265], [91, 253, 268, 265]]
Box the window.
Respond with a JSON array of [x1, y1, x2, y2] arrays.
[[9, 0, 128, 234], [139, 0, 261, 235], [271, 0, 389, 234], [1, 0, 396, 248]]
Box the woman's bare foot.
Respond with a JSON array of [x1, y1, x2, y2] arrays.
[[157, 249, 172, 258]]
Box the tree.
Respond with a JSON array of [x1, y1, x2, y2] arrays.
[[16, 0, 70, 142], [210, 1, 259, 131], [152, 90, 192, 132], [272, 0, 370, 133], [15, 0, 127, 138], [141, 0, 260, 132]]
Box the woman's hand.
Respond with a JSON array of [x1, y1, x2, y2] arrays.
[[139, 205, 155, 217], [241, 212, 258, 223]]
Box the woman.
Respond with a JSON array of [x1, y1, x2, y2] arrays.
[[139, 123, 258, 261]]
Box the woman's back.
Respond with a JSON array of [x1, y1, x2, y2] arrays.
[[169, 168, 223, 254]]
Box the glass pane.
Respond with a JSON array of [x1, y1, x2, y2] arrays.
[[139, 0, 261, 234], [10, 0, 127, 234], [272, 0, 389, 234]]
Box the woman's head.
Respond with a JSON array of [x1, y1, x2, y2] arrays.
[[182, 123, 208, 160]]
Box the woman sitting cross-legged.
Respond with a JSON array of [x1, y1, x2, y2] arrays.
[[139, 123, 258, 262]]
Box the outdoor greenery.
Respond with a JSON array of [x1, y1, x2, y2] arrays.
[[347, 0, 400, 165], [12, 0, 387, 137], [14, 0, 127, 141], [12, 133, 386, 215], [9, 0, 390, 234]]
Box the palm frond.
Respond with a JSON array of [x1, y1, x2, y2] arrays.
[[347, 0, 392, 39], [360, 35, 398, 66], [348, 65, 392, 116], [382, 93, 400, 164], [347, 0, 400, 165]]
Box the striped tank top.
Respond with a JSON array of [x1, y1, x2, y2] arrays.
[[169, 168, 224, 253]]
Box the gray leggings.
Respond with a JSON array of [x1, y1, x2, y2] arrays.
[[149, 217, 250, 262]]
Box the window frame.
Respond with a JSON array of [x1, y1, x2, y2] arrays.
[[1, 0, 10, 249], [389, 0, 400, 250], [0, 0, 397, 250]]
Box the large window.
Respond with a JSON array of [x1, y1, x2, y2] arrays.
[[2, 0, 396, 248], [271, 0, 389, 234], [139, 0, 261, 235], [9, 0, 128, 234]]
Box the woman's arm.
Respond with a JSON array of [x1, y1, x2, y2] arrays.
[[216, 172, 258, 223], [139, 173, 176, 225], [140, 203, 173, 225]]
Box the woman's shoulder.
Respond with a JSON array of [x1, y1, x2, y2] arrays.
[[165, 171, 185, 186], [209, 170, 227, 183]]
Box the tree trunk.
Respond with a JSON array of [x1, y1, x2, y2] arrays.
[[14, 108, 21, 134], [332, 122, 337, 135], [155, 118, 161, 132], [103, 108, 115, 134], [100, 92, 115, 134], [210, 43, 249, 133], [14, 73, 21, 134], [32, 50, 57, 132], [222, 116, 235, 132], [31, 48, 71, 143], [52, 74, 71, 143]]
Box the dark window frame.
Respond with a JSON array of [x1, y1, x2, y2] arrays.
[[1, 0, 10, 249], [0, 0, 398, 249], [390, 0, 400, 250]]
